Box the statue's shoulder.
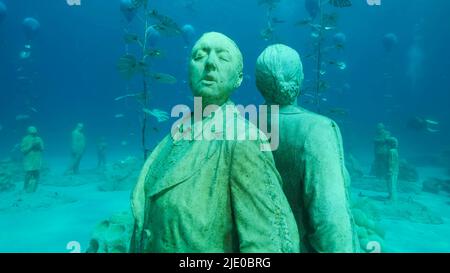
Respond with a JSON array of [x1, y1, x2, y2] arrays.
[[233, 110, 269, 144], [280, 106, 339, 134]]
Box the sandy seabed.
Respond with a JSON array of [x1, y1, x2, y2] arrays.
[[0, 156, 449, 253]]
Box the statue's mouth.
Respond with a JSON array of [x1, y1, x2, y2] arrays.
[[202, 74, 217, 83]]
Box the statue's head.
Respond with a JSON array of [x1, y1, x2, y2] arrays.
[[387, 137, 398, 149], [189, 32, 243, 106], [376, 122, 391, 138], [256, 44, 304, 105], [27, 126, 37, 135], [376, 123, 385, 131], [76, 123, 84, 131]]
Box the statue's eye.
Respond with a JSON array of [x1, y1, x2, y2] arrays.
[[218, 53, 231, 62], [194, 51, 206, 61]]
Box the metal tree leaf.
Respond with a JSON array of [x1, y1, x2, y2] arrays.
[[123, 33, 140, 44], [117, 54, 147, 79], [144, 48, 164, 58], [148, 9, 182, 36], [151, 73, 177, 84]]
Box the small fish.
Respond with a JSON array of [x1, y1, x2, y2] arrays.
[[337, 61, 346, 70], [151, 72, 177, 84], [295, 19, 312, 27], [114, 114, 125, 118], [19, 51, 31, 59], [123, 33, 140, 44], [425, 119, 439, 125], [318, 80, 329, 91], [271, 17, 286, 24], [121, 140, 128, 146], [143, 108, 169, 122], [17, 76, 29, 81], [15, 114, 30, 121], [329, 60, 347, 70], [30, 107, 38, 113], [114, 92, 145, 102], [327, 108, 348, 115], [335, 43, 345, 50], [145, 48, 164, 58], [152, 127, 159, 132]]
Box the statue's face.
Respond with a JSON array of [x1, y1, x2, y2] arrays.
[[27, 126, 37, 135], [189, 32, 243, 106]]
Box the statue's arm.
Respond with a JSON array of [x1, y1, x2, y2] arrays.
[[303, 121, 357, 252], [129, 136, 170, 252], [230, 140, 299, 253], [20, 137, 33, 154]]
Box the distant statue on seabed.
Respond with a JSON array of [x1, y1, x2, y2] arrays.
[[66, 123, 86, 175], [370, 123, 399, 201], [386, 137, 399, 202], [20, 126, 44, 193], [97, 137, 107, 172]]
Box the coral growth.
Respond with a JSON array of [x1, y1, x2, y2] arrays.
[[351, 197, 386, 253], [86, 211, 134, 253], [98, 156, 141, 191], [0, 158, 22, 192], [399, 159, 419, 182], [422, 178, 450, 195]]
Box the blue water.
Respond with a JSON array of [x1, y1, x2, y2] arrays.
[[0, 0, 449, 252]]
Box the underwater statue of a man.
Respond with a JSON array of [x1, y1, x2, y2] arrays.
[[371, 123, 400, 201], [255, 44, 359, 252], [129, 32, 299, 253], [20, 126, 44, 193], [66, 122, 86, 175]]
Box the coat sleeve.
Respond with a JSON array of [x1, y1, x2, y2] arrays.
[[303, 120, 357, 252], [129, 136, 171, 252], [229, 140, 300, 253]]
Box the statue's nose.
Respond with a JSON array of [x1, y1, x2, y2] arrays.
[[205, 53, 218, 70]]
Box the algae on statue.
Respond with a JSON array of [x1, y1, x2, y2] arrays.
[[255, 44, 359, 252], [129, 32, 299, 253]]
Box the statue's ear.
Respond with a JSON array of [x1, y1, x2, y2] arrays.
[[235, 72, 243, 88]]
